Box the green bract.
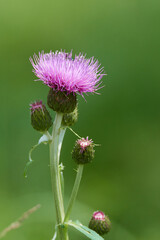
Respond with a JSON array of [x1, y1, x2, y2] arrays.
[[30, 101, 52, 132], [62, 107, 78, 126], [72, 138, 95, 164], [89, 211, 111, 236], [47, 89, 77, 113]]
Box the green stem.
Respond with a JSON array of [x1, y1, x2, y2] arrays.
[[49, 113, 68, 240], [64, 165, 84, 223], [58, 128, 66, 199], [68, 127, 81, 139], [58, 127, 66, 160]]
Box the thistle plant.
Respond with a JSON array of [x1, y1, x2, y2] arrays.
[[26, 50, 111, 240]]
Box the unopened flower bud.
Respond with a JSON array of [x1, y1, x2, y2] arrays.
[[72, 137, 94, 164], [47, 89, 77, 113], [30, 101, 52, 132], [89, 211, 111, 235], [62, 107, 78, 126]]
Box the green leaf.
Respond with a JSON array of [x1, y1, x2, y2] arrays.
[[67, 220, 104, 240], [24, 133, 51, 178], [38, 134, 51, 144]]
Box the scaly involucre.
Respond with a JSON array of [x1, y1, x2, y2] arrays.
[[30, 50, 105, 95]]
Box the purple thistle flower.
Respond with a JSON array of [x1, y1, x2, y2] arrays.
[[30, 100, 43, 113], [89, 211, 111, 235], [93, 211, 106, 221], [30, 101, 52, 132], [77, 137, 93, 153], [72, 137, 94, 164], [30, 50, 105, 96]]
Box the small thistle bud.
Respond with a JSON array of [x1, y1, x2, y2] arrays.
[[62, 107, 78, 126], [30, 101, 52, 132], [89, 211, 111, 235], [72, 137, 94, 164], [47, 89, 77, 113]]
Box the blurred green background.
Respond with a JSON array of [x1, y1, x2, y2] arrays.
[[0, 0, 160, 239]]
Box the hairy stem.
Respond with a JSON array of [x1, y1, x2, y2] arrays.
[[49, 113, 68, 240]]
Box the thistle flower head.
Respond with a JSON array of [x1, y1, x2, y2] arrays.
[[72, 137, 95, 164], [89, 211, 111, 235], [62, 107, 78, 126], [30, 100, 52, 132], [30, 50, 104, 96]]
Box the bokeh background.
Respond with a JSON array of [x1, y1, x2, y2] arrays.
[[0, 0, 160, 239]]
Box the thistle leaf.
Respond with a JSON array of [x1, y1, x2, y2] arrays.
[[67, 220, 104, 240], [24, 133, 51, 178]]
